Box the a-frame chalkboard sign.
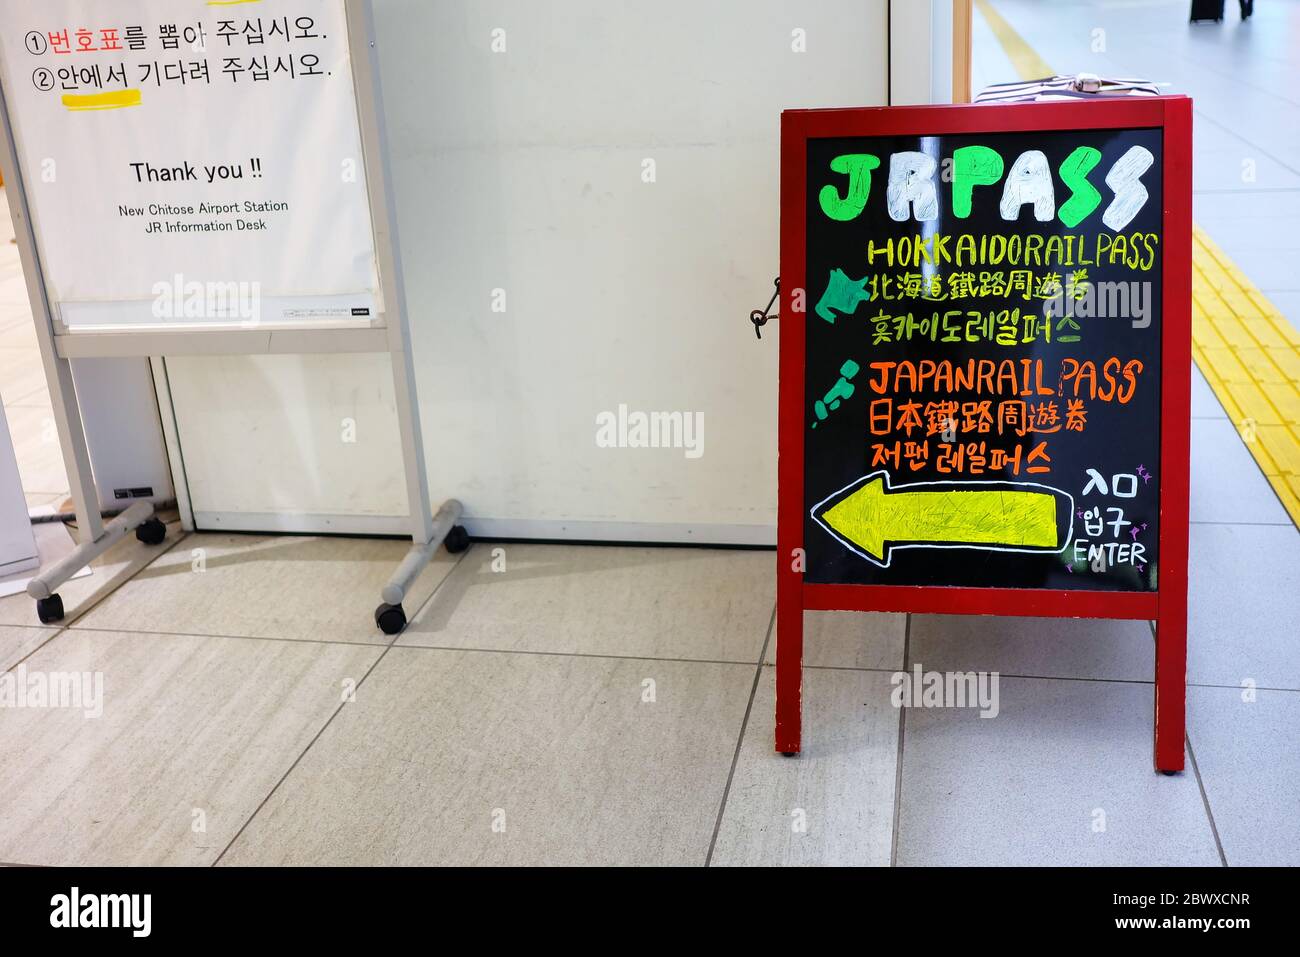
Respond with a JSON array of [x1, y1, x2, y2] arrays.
[[777, 97, 1192, 772]]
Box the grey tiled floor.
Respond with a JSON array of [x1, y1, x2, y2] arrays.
[[896, 678, 1221, 867], [0, 0, 1297, 866], [0, 523, 1290, 866]]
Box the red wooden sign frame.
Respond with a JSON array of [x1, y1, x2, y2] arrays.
[[777, 96, 1192, 772]]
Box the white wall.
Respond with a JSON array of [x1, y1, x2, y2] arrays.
[[73, 358, 174, 511], [165, 351, 409, 533], [166, 0, 889, 543], [930, 0, 956, 105], [890, 0, 956, 105]]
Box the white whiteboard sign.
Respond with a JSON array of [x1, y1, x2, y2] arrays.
[[0, 0, 380, 330]]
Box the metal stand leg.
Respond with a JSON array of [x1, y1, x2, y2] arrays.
[[373, 498, 466, 636], [26, 500, 163, 622], [350, 5, 467, 639]]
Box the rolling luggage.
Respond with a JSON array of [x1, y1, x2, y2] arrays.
[[1189, 0, 1225, 22]]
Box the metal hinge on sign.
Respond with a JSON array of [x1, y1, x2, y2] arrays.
[[750, 277, 779, 339]]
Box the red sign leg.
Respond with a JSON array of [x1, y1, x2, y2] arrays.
[[774, 575, 803, 755], [1154, 606, 1187, 772], [1155, 94, 1191, 775]]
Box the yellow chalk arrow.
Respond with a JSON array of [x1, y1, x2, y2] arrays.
[[812, 471, 1071, 567]]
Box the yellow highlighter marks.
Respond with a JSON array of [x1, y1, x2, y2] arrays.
[[61, 89, 142, 111]]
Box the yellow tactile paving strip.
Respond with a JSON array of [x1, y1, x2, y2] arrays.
[[1192, 227, 1300, 522], [974, 0, 1054, 80], [977, 0, 1300, 527]]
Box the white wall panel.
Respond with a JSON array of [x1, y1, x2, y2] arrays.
[[167, 0, 889, 542], [166, 352, 408, 529]]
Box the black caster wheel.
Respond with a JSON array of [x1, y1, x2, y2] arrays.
[[444, 525, 470, 554], [1159, 769, 1179, 776], [135, 517, 166, 546], [36, 593, 64, 624], [781, 751, 798, 758], [374, 602, 407, 636]]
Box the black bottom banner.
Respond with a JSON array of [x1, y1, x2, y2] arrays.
[[0, 865, 1281, 941]]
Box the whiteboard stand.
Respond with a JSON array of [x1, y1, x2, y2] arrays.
[[0, 0, 465, 634]]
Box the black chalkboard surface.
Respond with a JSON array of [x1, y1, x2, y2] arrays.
[[803, 127, 1163, 591]]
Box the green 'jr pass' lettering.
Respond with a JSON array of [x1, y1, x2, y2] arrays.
[[951, 145, 1003, 219], [1058, 146, 1103, 228], [819, 154, 880, 221]]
